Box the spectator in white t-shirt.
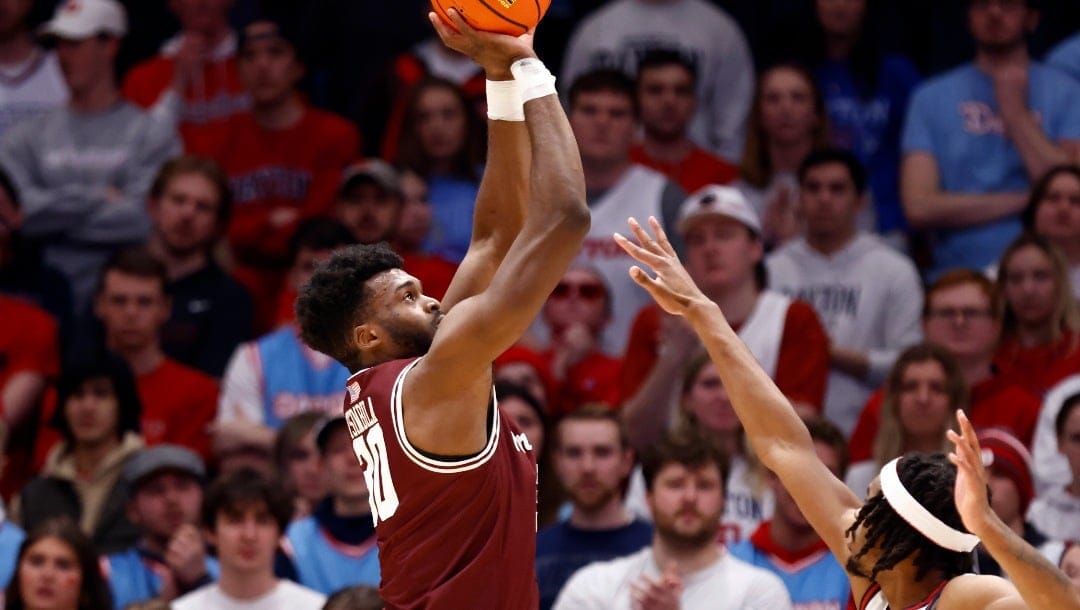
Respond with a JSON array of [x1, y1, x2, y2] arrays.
[[767, 149, 923, 435], [554, 431, 792, 610], [171, 468, 325, 610]]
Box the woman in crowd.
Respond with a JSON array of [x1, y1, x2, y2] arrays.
[[1023, 165, 1080, 299], [4, 518, 112, 610], [995, 233, 1080, 397], [273, 412, 329, 521], [737, 63, 828, 246], [14, 358, 143, 555], [808, 0, 920, 238], [494, 381, 562, 527], [845, 343, 966, 497], [395, 77, 485, 264], [1027, 392, 1080, 541]]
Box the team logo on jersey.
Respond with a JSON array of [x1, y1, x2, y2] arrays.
[[347, 382, 362, 403], [512, 432, 533, 453]]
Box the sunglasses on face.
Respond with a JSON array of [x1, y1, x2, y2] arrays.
[[551, 282, 605, 300]]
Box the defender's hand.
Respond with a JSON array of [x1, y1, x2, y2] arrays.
[[614, 217, 708, 318], [428, 9, 535, 78], [947, 410, 994, 538]]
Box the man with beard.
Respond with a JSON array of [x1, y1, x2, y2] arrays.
[[901, 0, 1080, 277], [614, 216, 1080, 610], [105, 445, 216, 609], [147, 156, 253, 377], [535, 406, 651, 610], [554, 431, 791, 609], [294, 9, 589, 607]]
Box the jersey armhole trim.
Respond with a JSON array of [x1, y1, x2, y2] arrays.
[[390, 357, 500, 474]]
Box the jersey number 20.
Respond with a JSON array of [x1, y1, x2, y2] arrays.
[[353, 424, 400, 523]]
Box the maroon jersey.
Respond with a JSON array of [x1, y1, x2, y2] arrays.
[[344, 357, 539, 609]]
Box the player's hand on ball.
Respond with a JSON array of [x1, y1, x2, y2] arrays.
[[428, 8, 535, 77], [614, 217, 707, 318]]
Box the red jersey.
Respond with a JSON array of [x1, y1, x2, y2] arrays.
[[848, 375, 1040, 463], [620, 301, 829, 410], [344, 358, 539, 609], [0, 296, 59, 499], [122, 34, 249, 155], [993, 331, 1080, 398], [629, 144, 739, 193]]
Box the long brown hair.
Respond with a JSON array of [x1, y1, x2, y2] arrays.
[[395, 76, 485, 182], [5, 519, 113, 610], [740, 62, 829, 189], [997, 232, 1080, 348], [873, 343, 966, 466]]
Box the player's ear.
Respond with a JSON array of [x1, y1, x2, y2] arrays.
[[354, 323, 381, 353]]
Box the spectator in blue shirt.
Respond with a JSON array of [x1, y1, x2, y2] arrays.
[[900, 0, 1080, 278], [1046, 32, 1080, 82]]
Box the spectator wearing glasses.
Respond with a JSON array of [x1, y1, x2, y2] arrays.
[[848, 269, 1041, 462], [900, 0, 1080, 278], [539, 268, 621, 416]]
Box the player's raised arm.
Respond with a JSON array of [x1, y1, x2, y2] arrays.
[[945, 412, 1080, 610], [613, 217, 869, 591], [404, 10, 588, 454], [437, 15, 530, 311]]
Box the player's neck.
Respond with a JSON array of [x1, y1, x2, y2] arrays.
[[641, 133, 693, 164], [218, 569, 278, 601], [877, 564, 947, 610], [651, 535, 721, 576], [0, 30, 34, 66], [705, 280, 759, 327], [768, 516, 821, 552], [251, 93, 304, 131], [583, 157, 631, 195], [568, 500, 632, 530]]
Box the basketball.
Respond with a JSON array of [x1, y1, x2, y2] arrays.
[[431, 0, 551, 36]]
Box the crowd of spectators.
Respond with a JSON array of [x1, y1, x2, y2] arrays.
[[0, 0, 1079, 608]]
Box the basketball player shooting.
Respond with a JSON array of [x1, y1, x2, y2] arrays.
[[614, 217, 1080, 610], [294, 10, 587, 609]]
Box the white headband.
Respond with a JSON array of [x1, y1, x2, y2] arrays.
[[878, 458, 981, 553]]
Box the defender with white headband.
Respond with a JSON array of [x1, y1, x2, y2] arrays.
[[614, 216, 1080, 610]]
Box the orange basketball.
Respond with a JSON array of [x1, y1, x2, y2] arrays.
[[431, 0, 551, 36]]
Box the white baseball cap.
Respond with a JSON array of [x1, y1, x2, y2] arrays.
[[40, 0, 127, 40], [676, 184, 761, 236]]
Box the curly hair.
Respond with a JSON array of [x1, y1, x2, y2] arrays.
[[295, 243, 403, 372], [845, 453, 974, 582]]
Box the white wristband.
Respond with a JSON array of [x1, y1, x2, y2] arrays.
[[510, 57, 557, 104], [486, 79, 524, 122]]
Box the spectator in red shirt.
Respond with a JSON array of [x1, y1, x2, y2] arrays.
[[620, 185, 829, 436], [995, 233, 1080, 397], [122, 0, 249, 155], [0, 295, 59, 500], [630, 50, 739, 194], [540, 267, 622, 417], [849, 269, 1041, 462], [93, 248, 218, 459], [211, 16, 359, 333]]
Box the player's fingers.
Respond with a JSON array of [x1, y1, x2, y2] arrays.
[[428, 12, 457, 42], [649, 216, 677, 257], [627, 217, 663, 254], [614, 232, 666, 268], [446, 8, 476, 35]]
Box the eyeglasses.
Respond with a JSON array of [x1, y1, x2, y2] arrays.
[[926, 307, 994, 321], [551, 282, 605, 300]]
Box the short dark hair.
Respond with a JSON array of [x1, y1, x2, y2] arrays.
[[1056, 392, 1080, 439], [555, 404, 628, 451], [295, 243, 403, 372], [804, 416, 850, 478], [5, 518, 113, 610], [568, 69, 638, 115], [51, 354, 141, 446], [846, 453, 974, 581], [201, 468, 293, 534], [96, 246, 170, 297], [495, 381, 546, 428], [636, 49, 698, 87], [322, 585, 384, 610], [798, 148, 868, 194], [287, 217, 356, 266], [641, 429, 729, 492], [150, 155, 233, 224]]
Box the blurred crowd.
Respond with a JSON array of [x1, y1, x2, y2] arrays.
[[0, 0, 1078, 608]]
